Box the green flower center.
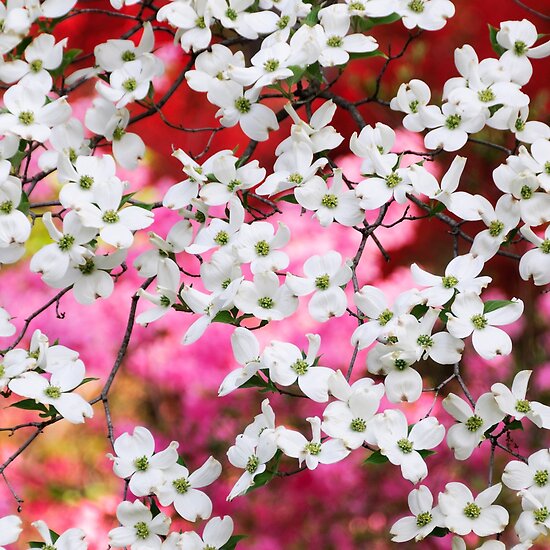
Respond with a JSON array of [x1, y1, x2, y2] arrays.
[[489, 220, 504, 237], [520, 185, 533, 199], [416, 334, 433, 348], [79, 175, 94, 189], [416, 511, 432, 527], [397, 438, 413, 454], [277, 15, 290, 29], [465, 414, 483, 432], [378, 309, 394, 326], [385, 172, 402, 189], [44, 386, 61, 399], [541, 239, 550, 254], [514, 40, 527, 56], [304, 442, 322, 455], [264, 59, 280, 72], [255, 240, 270, 256], [409, 100, 419, 113], [291, 359, 309, 375], [30, 59, 43, 72], [214, 230, 229, 246], [225, 7, 238, 20], [445, 114, 462, 130], [386, 335, 398, 345], [349, 1, 365, 10], [195, 16, 206, 29], [42, 546, 56, 550], [102, 210, 120, 224], [442, 275, 458, 289], [113, 127, 126, 141], [515, 118, 526, 132], [172, 477, 191, 494], [394, 358, 408, 371], [134, 455, 149, 471], [246, 455, 259, 473], [159, 295, 171, 307], [0, 200, 13, 214], [122, 77, 137, 92], [227, 179, 241, 192], [78, 258, 96, 275], [315, 274, 330, 290], [327, 36, 343, 48], [515, 399, 531, 413], [534, 469, 549, 487], [18, 111, 35, 125], [321, 194, 338, 208], [534, 507, 549, 523], [0, 364, 5, 378], [58, 234, 75, 251], [463, 502, 481, 519], [195, 211, 206, 224], [350, 418, 366, 432], [478, 88, 495, 103], [471, 314, 488, 330], [408, 0, 425, 12], [235, 96, 251, 114], [544, 162, 550, 175], [288, 172, 303, 185], [258, 297, 274, 309], [134, 521, 149, 539], [221, 278, 232, 289], [121, 50, 136, 62]]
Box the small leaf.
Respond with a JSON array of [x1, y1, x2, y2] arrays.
[[488, 25, 506, 56], [410, 304, 429, 320], [286, 65, 306, 85], [418, 449, 436, 458], [483, 300, 515, 314], [349, 49, 388, 61], [507, 419, 523, 431], [364, 450, 389, 464], [357, 13, 401, 31], [220, 535, 247, 550], [428, 527, 449, 538], [304, 5, 320, 26], [212, 310, 236, 324], [17, 190, 30, 215], [10, 399, 48, 413], [52, 48, 83, 77], [277, 194, 298, 204]]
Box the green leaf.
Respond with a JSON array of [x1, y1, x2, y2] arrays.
[[212, 310, 236, 324], [488, 25, 506, 56], [220, 535, 247, 550], [130, 200, 154, 211], [428, 201, 446, 217], [428, 527, 449, 538], [277, 193, 298, 204], [286, 65, 307, 85], [483, 300, 515, 314], [364, 450, 389, 464], [119, 192, 137, 207], [348, 49, 388, 61], [507, 419, 523, 431], [10, 399, 48, 413], [17, 190, 30, 215], [410, 304, 429, 320], [245, 451, 282, 494], [305, 62, 323, 82], [418, 449, 436, 458], [304, 5, 320, 26], [357, 13, 401, 31], [52, 48, 83, 77], [149, 498, 162, 517], [74, 377, 99, 389]]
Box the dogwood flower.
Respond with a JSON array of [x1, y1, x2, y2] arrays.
[[76, 180, 154, 248], [295, 169, 364, 227], [519, 225, 550, 286], [234, 272, 298, 321], [278, 417, 349, 469], [446, 293, 524, 360], [390, 485, 443, 542], [286, 251, 352, 322], [396, 0, 455, 31], [264, 334, 334, 402], [210, 0, 278, 39], [30, 211, 97, 282], [443, 392, 505, 460], [0, 83, 71, 142], [156, 457, 221, 521], [356, 166, 414, 210], [390, 79, 437, 132], [502, 449, 550, 495], [492, 370, 550, 429], [411, 253, 491, 306], [180, 516, 234, 550], [109, 500, 171, 550], [515, 490, 550, 544], [322, 375, 385, 449], [106, 426, 179, 497], [8, 366, 94, 424], [438, 482, 509, 536], [0, 515, 22, 549], [219, 327, 263, 397], [367, 409, 445, 483], [31, 520, 87, 550]]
